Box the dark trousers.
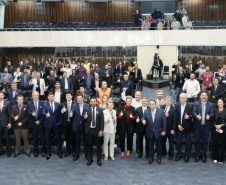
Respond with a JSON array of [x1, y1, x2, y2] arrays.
[[177, 130, 192, 156], [151, 66, 161, 77], [87, 128, 101, 161], [32, 126, 45, 153], [120, 133, 133, 152], [188, 97, 197, 103], [0, 124, 11, 153], [194, 126, 210, 157], [148, 134, 162, 159], [62, 121, 75, 153], [137, 132, 149, 155], [74, 126, 88, 156], [45, 126, 62, 154], [162, 131, 175, 157], [212, 132, 226, 162]]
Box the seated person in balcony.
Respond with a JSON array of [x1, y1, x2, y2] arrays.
[[149, 15, 155, 30], [157, 18, 163, 30], [151, 56, 163, 78], [184, 17, 192, 30], [141, 18, 150, 30], [171, 17, 181, 30]]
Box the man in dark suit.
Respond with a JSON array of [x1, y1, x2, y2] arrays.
[[209, 78, 223, 105], [46, 70, 58, 90], [69, 69, 79, 93], [116, 61, 125, 77], [135, 97, 149, 159], [193, 91, 214, 163], [71, 93, 89, 161], [160, 96, 177, 161], [131, 63, 143, 91], [119, 73, 134, 97], [27, 91, 46, 158], [20, 68, 31, 90], [42, 92, 63, 160], [61, 92, 76, 157], [0, 91, 12, 157], [83, 96, 104, 166], [151, 56, 163, 78], [175, 93, 193, 162], [50, 81, 66, 104], [5, 82, 23, 106], [10, 95, 30, 158], [142, 100, 167, 164], [60, 72, 73, 93]]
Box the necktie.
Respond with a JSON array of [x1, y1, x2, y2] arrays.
[[50, 103, 53, 112], [164, 106, 168, 113], [190, 64, 192, 71], [92, 107, 95, 127], [135, 69, 138, 78], [35, 101, 38, 119], [67, 102, 71, 121], [0, 101, 2, 112], [151, 110, 155, 122], [201, 104, 205, 125], [13, 90, 16, 98], [19, 104, 22, 117], [215, 85, 217, 91], [143, 107, 146, 114]]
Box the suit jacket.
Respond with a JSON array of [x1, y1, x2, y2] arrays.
[[50, 88, 66, 104], [27, 100, 44, 128], [153, 59, 163, 68], [0, 100, 11, 127], [172, 64, 181, 74], [83, 106, 104, 135], [5, 88, 23, 106], [71, 102, 89, 131], [176, 103, 193, 132], [142, 107, 166, 139], [135, 106, 149, 134], [101, 69, 114, 87], [46, 75, 58, 90], [131, 68, 143, 82], [29, 78, 46, 95], [10, 104, 28, 129], [193, 101, 214, 130], [120, 80, 134, 97], [20, 73, 31, 88], [61, 101, 76, 125], [161, 105, 177, 132], [103, 109, 117, 134], [60, 78, 73, 93], [69, 75, 79, 91], [209, 84, 224, 103], [116, 65, 125, 75], [42, 101, 62, 128]]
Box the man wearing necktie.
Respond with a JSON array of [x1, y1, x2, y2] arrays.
[[83, 97, 104, 166], [209, 78, 223, 106], [60, 72, 73, 93], [61, 92, 75, 158], [27, 91, 46, 158], [42, 92, 63, 160], [11, 95, 30, 158]]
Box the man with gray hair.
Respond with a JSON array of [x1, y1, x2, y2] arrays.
[[160, 96, 177, 161], [175, 93, 193, 163]]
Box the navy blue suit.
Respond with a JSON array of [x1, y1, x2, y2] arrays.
[[71, 102, 89, 156], [27, 100, 45, 153], [160, 105, 177, 157], [60, 78, 73, 93], [193, 101, 214, 157], [42, 101, 62, 154], [142, 107, 167, 159], [83, 75, 94, 96], [5, 88, 23, 106], [116, 65, 125, 75]]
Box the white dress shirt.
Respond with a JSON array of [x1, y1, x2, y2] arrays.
[[90, 106, 97, 128], [121, 91, 142, 109], [54, 90, 61, 104]]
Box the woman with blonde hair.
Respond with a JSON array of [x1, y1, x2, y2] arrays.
[[103, 100, 117, 161], [99, 94, 109, 110]]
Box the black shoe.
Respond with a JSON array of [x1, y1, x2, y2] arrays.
[[46, 154, 51, 160], [26, 152, 31, 157], [97, 160, 102, 166], [202, 156, 206, 163], [145, 154, 149, 159], [175, 155, 182, 161], [157, 159, 161, 164], [72, 152, 76, 157], [162, 153, 167, 158], [168, 156, 173, 162], [7, 153, 11, 158], [34, 152, 39, 158], [13, 153, 20, 158], [58, 153, 63, 159], [87, 159, 93, 166], [184, 156, 189, 163], [64, 151, 71, 158], [73, 155, 79, 161], [148, 158, 153, 164], [138, 152, 143, 159], [194, 156, 200, 162], [42, 152, 46, 157], [0, 151, 5, 156]]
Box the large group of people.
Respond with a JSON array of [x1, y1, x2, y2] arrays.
[[0, 58, 225, 167]]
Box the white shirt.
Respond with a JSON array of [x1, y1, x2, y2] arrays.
[[54, 90, 61, 104], [0, 100, 4, 111], [164, 105, 170, 114], [181, 103, 186, 125], [90, 106, 97, 128], [121, 91, 142, 109], [182, 79, 200, 98], [64, 78, 69, 90], [61, 68, 72, 77], [184, 21, 192, 30], [49, 102, 55, 112]]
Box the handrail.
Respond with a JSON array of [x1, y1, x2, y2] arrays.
[[1, 26, 226, 31]]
